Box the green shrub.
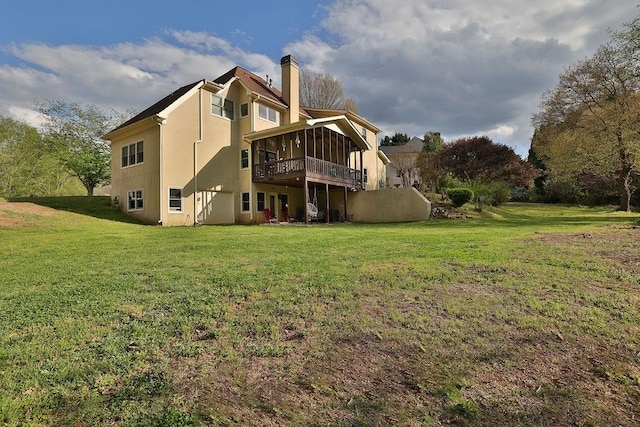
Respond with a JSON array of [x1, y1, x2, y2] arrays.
[[510, 186, 531, 202], [437, 172, 462, 193], [467, 181, 513, 205], [446, 188, 474, 207], [491, 182, 512, 206]]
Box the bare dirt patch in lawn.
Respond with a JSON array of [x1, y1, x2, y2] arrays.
[[169, 288, 640, 425], [0, 200, 57, 228], [537, 226, 640, 275], [166, 226, 640, 426]]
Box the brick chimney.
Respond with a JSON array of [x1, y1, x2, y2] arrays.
[[280, 55, 299, 124]]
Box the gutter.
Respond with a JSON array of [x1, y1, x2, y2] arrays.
[[193, 88, 204, 226], [158, 117, 165, 226], [249, 100, 254, 223]]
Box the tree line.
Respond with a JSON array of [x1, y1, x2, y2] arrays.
[[0, 101, 129, 199], [531, 13, 640, 211], [382, 131, 538, 206]]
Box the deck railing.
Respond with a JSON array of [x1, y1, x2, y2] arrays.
[[253, 157, 305, 178], [305, 157, 361, 182], [253, 156, 361, 185]]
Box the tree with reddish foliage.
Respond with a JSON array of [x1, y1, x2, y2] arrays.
[[437, 136, 539, 187]]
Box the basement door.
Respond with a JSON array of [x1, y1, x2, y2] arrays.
[[197, 191, 234, 224]]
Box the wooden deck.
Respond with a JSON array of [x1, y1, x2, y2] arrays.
[[252, 156, 363, 189]]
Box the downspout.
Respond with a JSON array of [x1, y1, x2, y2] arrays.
[[158, 118, 164, 226], [194, 140, 200, 225], [249, 100, 255, 223], [375, 130, 381, 189], [194, 87, 203, 226], [360, 150, 364, 190], [199, 87, 203, 146]]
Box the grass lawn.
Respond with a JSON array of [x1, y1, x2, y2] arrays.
[[0, 197, 639, 426]]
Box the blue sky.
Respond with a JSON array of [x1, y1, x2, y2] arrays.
[[0, 0, 636, 155], [0, 1, 328, 61]]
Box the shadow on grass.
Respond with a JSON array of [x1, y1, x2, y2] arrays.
[[424, 203, 640, 229], [9, 196, 145, 224]]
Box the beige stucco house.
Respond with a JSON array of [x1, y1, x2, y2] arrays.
[[380, 137, 424, 189], [104, 55, 429, 225]]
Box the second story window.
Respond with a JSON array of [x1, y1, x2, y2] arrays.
[[212, 94, 234, 120], [258, 104, 277, 123], [122, 141, 143, 168], [240, 103, 249, 117], [240, 149, 249, 169]]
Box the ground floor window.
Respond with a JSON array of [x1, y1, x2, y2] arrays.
[[256, 192, 265, 212], [241, 192, 250, 212], [127, 189, 143, 211], [363, 168, 368, 184], [169, 187, 182, 212]]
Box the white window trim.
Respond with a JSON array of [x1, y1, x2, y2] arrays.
[[240, 148, 249, 170], [212, 93, 235, 120], [122, 141, 144, 168], [127, 189, 144, 212], [168, 187, 183, 213], [240, 103, 249, 118], [241, 192, 250, 213], [257, 103, 277, 124], [256, 192, 265, 212]]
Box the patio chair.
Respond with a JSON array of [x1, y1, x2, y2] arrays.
[[263, 208, 278, 224], [306, 203, 325, 222]]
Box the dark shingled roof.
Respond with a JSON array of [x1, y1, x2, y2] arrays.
[[379, 137, 424, 155], [109, 80, 203, 133]]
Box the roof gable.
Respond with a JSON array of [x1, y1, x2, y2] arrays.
[[244, 115, 372, 151], [107, 80, 203, 135], [218, 66, 310, 118], [215, 66, 281, 102], [304, 107, 381, 134]]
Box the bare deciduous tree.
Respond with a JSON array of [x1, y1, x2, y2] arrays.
[[299, 69, 358, 112], [393, 152, 420, 188]]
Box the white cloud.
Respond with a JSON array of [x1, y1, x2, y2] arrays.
[[293, 0, 633, 153], [284, 35, 334, 72], [0, 33, 280, 124], [11, 44, 152, 81], [5, 105, 45, 128], [487, 125, 516, 139]]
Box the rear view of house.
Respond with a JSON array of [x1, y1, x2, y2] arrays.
[[104, 55, 392, 225]]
